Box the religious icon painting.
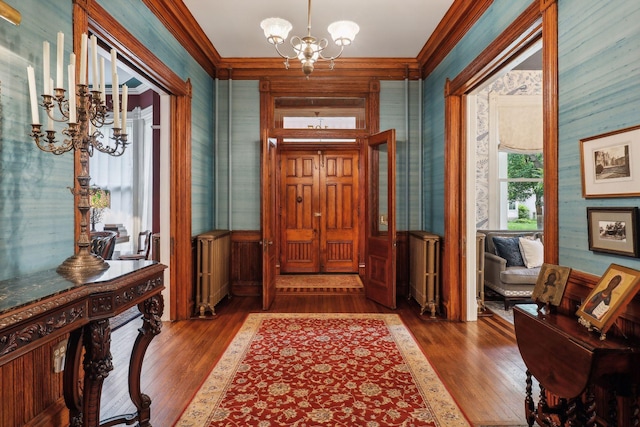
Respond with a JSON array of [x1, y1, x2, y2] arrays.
[[531, 263, 571, 306], [576, 263, 640, 336]]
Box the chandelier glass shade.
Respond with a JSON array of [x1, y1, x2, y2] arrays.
[[260, 0, 359, 76]]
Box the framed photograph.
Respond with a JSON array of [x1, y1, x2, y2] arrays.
[[576, 263, 640, 335], [531, 263, 572, 306], [587, 207, 640, 257], [580, 124, 640, 198]]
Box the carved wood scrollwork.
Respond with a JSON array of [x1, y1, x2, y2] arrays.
[[0, 304, 84, 358]]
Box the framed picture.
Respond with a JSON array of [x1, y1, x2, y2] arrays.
[[587, 207, 640, 257], [580, 124, 640, 198], [531, 263, 572, 306], [576, 263, 640, 335]]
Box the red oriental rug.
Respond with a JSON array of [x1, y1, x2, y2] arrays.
[[174, 313, 470, 426]]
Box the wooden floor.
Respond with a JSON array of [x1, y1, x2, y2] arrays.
[[101, 293, 534, 427]]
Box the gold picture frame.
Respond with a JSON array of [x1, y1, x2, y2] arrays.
[[576, 263, 640, 336], [531, 263, 572, 306]]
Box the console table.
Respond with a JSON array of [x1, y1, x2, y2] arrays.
[[513, 304, 640, 427], [0, 261, 166, 427]]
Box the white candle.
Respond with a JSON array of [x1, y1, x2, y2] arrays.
[[90, 35, 98, 90], [112, 73, 120, 128], [100, 57, 106, 102], [121, 84, 128, 128], [68, 64, 76, 123], [56, 32, 64, 89], [79, 33, 87, 85], [27, 66, 40, 124], [43, 41, 50, 95]]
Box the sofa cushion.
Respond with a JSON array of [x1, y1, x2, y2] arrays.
[[519, 237, 544, 268], [492, 236, 525, 267], [500, 266, 540, 284]]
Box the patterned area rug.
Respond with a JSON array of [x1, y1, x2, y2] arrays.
[[175, 313, 471, 426], [483, 300, 514, 324], [276, 274, 365, 294]]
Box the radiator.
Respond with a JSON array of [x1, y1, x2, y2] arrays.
[[476, 233, 486, 313], [196, 230, 231, 317], [409, 231, 441, 318]]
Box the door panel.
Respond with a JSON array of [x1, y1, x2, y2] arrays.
[[281, 152, 320, 272], [321, 152, 359, 272], [365, 130, 396, 309], [280, 150, 359, 273]]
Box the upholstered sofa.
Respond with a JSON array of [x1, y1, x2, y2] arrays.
[[478, 229, 544, 309]]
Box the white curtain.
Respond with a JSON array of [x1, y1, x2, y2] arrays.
[[90, 106, 153, 253]]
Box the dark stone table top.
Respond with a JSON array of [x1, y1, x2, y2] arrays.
[[0, 260, 159, 316]]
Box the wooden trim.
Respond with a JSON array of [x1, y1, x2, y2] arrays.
[[443, 1, 558, 319], [443, 81, 463, 321], [141, 0, 219, 77], [447, 1, 542, 95], [541, 0, 559, 264], [216, 58, 420, 81], [171, 85, 193, 320], [418, 0, 494, 79]]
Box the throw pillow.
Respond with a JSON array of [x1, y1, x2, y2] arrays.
[[519, 237, 544, 268], [492, 236, 525, 267]]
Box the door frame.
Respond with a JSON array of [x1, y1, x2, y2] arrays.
[[77, 0, 193, 321], [443, 0, 559, 320]]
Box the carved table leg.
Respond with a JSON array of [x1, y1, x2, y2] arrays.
[[583, 384, 597, 427], [129, 294, 164, 427], [63, 328, 85, 427], [82, 319, 114, 427], [525, 370, 536, 427]]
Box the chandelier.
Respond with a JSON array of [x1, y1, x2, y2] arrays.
[[260, 0, 359, 77]]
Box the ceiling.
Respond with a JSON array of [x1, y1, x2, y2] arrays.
[[181, 0, 456, 59]]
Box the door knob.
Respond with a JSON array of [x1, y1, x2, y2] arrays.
[[314, 212, 322, 217]]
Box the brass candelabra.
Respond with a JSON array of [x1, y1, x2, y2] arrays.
[[29, 83, 128, 275]]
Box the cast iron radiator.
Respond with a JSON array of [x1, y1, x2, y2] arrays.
[[409, 231, 441, 318], [195, 230, 231, 317]]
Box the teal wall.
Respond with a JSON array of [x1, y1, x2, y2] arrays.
[[0, 0, 215, 280], [380, 80, 422, 231], [422, 0, 640, 277], [214, 79, 261, 231], [0, 0, 75, 279], [557, 1, 640, 275]]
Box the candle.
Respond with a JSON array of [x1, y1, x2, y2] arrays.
[[99, 57, 106, 102], [112, 73, 119, 129], [43, 41, 50, 95], [79, 33, 87, 85], [68, 64, 76, 123], [27, 66, 40, 124], [121, 84, 128, 128], [110, 48, 120, 127], [90, 35, 98, 90], [56, 32, 64, 89]]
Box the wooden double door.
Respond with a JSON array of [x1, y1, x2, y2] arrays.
[[279, 150, 359, 273]]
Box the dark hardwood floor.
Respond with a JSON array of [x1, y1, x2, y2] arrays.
[[101, 293, 533, 427]]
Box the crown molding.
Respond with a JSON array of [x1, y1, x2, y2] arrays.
[[141, 0, 220, 77], [417, 0, 494, 78], [142, 0, 491, 81]]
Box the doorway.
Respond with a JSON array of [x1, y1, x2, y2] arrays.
[[279, 149, 360, 273], [443, 3, 559, 321]]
